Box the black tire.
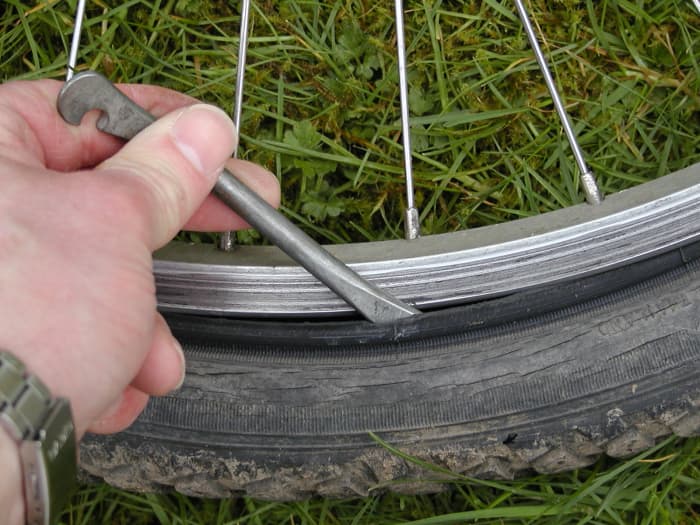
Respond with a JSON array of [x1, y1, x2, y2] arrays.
[[80, 239, 700, 499]]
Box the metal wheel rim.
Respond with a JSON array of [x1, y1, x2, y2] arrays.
[[155, 162, 700, 317]]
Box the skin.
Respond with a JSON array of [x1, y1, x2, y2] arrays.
[[0, 78, 280, 524]]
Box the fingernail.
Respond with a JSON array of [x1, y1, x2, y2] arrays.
[[173, 338, 186, 391], [171, 105, 237, 178]]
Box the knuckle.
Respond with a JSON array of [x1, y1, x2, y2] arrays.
[[96, 179, 150, 231], [99, 162, 189, 243]]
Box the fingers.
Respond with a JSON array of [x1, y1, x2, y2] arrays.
[[0, 79, 281, 235], [0, 79, 197, 171], [88, 313, 185, 435], [97, 104, 238, 250], [85, 385, 150, 436], [183, 159, 281, 231], [131, 313, 186, 396]]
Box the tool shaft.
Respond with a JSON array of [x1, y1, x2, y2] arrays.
[[213, 172, 418, 321]]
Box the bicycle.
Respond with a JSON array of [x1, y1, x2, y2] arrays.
[[2, 0, 699, 498]]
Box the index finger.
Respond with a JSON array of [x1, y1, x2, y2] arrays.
[[0, 78, 198, 171]]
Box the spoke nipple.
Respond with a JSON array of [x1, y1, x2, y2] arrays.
[[218, 231, 237, 252], [404, 207, 421, 240], [581, 171, 604, 205]]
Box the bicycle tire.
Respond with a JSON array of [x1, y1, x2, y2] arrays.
[[80, 202, 700, 498]]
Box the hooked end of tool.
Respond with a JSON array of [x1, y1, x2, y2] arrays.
[[57, 70, 115, 125]]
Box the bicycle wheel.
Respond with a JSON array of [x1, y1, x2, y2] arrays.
[[81, 162, 700, 498], [4, 0, 698, 498]]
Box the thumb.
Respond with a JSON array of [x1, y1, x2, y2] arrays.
[[97, 104, 237, 250]]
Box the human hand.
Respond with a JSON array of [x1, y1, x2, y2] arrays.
[[0, 78, 279, 437]]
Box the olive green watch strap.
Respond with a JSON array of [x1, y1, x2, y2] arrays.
[[0, 351, 77, 525]]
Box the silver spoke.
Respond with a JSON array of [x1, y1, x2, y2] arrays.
[[66, 0, 87, 80], [395, 0, 421, 239], [513, 0, 603, 205], [219, 0, 253, 252]]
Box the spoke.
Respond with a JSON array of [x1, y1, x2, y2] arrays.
[[513, 0, 603, 205], [66, 0, 87, 80], [219, 0, 253, 252], [394, 0, 421, 239], [232, 0, 251, 156]]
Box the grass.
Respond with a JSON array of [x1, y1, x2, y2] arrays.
[[61, 437, 700, 524], [2, 0, 698, 242], [2, 0, 700, 523]]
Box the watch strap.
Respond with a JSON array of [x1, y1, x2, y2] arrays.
[[0, 352, 77, 525]]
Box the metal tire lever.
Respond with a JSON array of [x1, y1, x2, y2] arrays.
[[57, 71, 420, 323]]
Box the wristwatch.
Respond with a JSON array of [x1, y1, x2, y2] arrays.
[[0, 351, 77, 525]]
